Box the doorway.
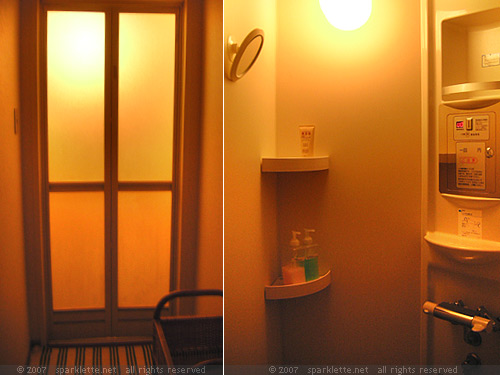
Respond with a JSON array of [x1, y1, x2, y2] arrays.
[[41, 3, 181, 341]]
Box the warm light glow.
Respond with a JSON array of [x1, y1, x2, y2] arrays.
[[48, 11, 104, 81], [47, 11, 105, 182], [319, 0, 372, 31]]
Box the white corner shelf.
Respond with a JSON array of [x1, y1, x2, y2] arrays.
[[265, 270, 331, 300], [261, 156, 329, 172], [424, 231, 500, 265], [441, 193, 500, 202], [440, 193, 500, 209], [442, 82, 500, 109], [443, 81, 500, 96], [442, 97, 500, 110]]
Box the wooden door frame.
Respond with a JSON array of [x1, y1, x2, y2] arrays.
[[20, 0, 204, 344]]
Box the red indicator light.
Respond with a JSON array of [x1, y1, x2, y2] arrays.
[[456, 121, 464, 129]]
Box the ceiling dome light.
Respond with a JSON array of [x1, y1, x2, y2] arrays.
[[319, 0, 372, 31]]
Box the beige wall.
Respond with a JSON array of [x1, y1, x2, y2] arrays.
[[0, 0, 31, 364], [275, 0, 422, 364], [224, 0, 283, 365], [196, 0, 223, 315]]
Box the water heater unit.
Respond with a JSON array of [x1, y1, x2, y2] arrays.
[[439, 104, 499, 198]]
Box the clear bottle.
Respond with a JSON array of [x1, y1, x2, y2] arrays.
[[282, 231, 306, 285], [303, 229, 319, 281]]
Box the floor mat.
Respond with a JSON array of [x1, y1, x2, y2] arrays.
[[28, 344, 155, 368]]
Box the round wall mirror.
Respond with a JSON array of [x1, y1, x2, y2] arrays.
[[226, 28, 264, 81]]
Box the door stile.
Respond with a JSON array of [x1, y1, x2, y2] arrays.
[[170, 7, 184, 315], [39, 6, 54, 338], [104, 9, 114, 337], [173, 6, 182, 291], [110, 10, 120, 335]]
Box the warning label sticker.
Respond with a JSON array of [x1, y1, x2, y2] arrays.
[[458, 208, 482, 239], [482, 53, 500, 67], [456, 142, 485, 189]]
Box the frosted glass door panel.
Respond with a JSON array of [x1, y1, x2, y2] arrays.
[[118, 13, 176, 181], [47, 11, 105, 182], [117, 191, 171, 307], [50, 192, 105, 310]]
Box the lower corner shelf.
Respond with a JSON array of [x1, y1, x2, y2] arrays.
[[265, 270, 331, 300]]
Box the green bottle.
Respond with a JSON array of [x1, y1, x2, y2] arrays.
[[303, 229, 319, 281]]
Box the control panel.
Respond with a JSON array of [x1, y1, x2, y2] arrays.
[[439, 104, 499, 198]]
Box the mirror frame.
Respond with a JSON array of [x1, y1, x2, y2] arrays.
[[226, 28, 264, 81]]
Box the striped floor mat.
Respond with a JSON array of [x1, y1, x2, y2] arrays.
[[28, 344, 155, 368]]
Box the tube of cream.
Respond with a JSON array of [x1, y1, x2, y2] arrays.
[[299, 125, 315, 156]]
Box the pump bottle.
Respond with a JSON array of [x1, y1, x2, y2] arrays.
[[303, 229, 319, 281], [282, 231, 306, 285]]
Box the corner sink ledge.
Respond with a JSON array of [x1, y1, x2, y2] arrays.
[[424, 231, 500, 265]]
